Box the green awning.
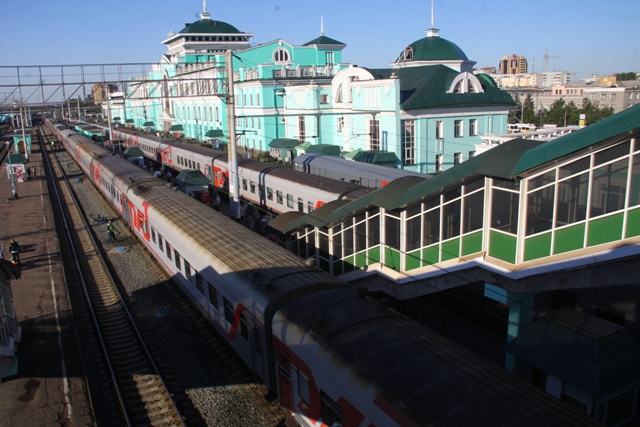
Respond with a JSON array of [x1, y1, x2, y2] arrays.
[[123, 146, 145, 157], [169, 124, 184, 132], [112, 117, 121, 121], [353, 150, 399, 166], [125, 119, 134, 124], [7, 153, 26, 164], [269, 138, 300, 149], [343, 148, 363, 159], [205, 129, 225, 139], [305, 144, 341, 157], [142, 121, 155, 127]]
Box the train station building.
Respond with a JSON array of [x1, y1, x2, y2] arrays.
[[105, 2, 514, 174]]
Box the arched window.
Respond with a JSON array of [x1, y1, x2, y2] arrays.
[[273, 48, 290, 63]]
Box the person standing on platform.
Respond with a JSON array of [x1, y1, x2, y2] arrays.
[[9, 239, 20, 265], [107, 220, 117, 243]]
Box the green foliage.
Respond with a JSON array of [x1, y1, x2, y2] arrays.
[[508, 92, 522, 124], [522, 94, 538, 125], [538, 97, 614, 127], [614, 72, 638, 81]]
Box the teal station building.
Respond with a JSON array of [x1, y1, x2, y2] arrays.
[[106, 2, 514, 174]]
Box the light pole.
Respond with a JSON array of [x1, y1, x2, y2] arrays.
[[6, 142, 17, 199]]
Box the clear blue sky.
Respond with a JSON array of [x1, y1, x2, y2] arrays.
[[2, 0, 639, 79]]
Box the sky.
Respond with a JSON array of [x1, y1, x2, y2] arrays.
[[2, 0, 639, 80]]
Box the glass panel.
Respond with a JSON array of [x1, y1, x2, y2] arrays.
[[424, 197, 439, 211], [332, 229, 342, 258], [629, 153, 640, 206], [594, 141, 630, 166], [493, 178, 520, 190], [318, 232, 329, 260], [556, 172, 588, 226], [424, 208, 440, 245], [343, 227, 354, 256], [491, 189, 520, 234], [463, 190, 484, 233], [527, 185, 555, 235], [367, 213, 380, 247], [407, 215, 422, 251], [559, 157, 589, 180], [590, 159, 628, 218], [407, 203, 422, 219], [529, 170, 557, 190], [386, 216, 400, 250], [465, 178, 484, 193], [442, 200, 461, 239], [355, 221, 366, 252], [444, 187, 461, 202]]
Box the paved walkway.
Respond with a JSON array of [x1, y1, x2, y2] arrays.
[[0, 141, 94, 426]]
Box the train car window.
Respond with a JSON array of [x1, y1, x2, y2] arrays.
[[151, 227, 156, 244], [207, 282, 218, 308], [307, 201, 314, 213], [242, 179, 248, 191], [267, 187, 273, 201], [297, 198, 304, 212], [254, 328, 261, 354], [298, 371, 310, 406], [185, 261, 192, 279], [158, 234, 164, 251], [197, 162, 200, 170], [287, 194, 294, 209], [240, 315, 248, 340], [320, 391, 343, 427], [250, 182, 256, 194], [175, 251, 181, 271], [189, 160, 192, 169], [194, 272, 202, 292], [277, 191, 283, 204], [223, 298, 234, 324], [166, 243, 172, 260]]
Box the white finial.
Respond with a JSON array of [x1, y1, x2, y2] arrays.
[[200, 0, 211, 19], [321, 16, 324, 36], [426, 0, 439, 37]]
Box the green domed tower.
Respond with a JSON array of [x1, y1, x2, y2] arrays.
[[393, 28, 476, 73]]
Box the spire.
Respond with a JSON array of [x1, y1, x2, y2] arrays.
[[321, 16, 324, 36], [426, 0, 440, 37], [200, 0, 211, 19]]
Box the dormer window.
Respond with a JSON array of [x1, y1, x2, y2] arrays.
[[273, 48, 290, 63], [403, 47, 414, 61]]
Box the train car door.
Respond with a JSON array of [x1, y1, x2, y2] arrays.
[[121, 195, 130, 223], [249, 326, 265, 380]]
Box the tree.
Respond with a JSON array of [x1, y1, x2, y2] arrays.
[[508, 92, 522, 124], [540, 98, 567, 126], [581, 98, 614, 125], [614, 72, 638, 81], [522, 94, 538, 125]]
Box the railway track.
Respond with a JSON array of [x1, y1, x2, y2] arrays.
[[40, 128, 187, 427]]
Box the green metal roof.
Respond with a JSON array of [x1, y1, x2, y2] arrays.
[[169, 124, 184, 132], [395, 34, 468, 62], [175, 170, 211, 186], [7, 153, 26, 164], [514, 103, 640, 175], [364, 65, 515, 111], [125, 119, 134, 123], [303, 35, 346, 46], [179, 19, 241, 34], [352, 150, 399, 166], [273, 200, 353, 234], [343, 148, 362, 159], [142, 121, 155, 127], [123, 146, 145, 157], [112, 117, 121, 121], [269, 138, 300, 149], [205, 129, 225, 139], [305, 144, 341, 156]]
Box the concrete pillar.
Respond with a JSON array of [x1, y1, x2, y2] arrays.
[[484, 283, 535, 373]]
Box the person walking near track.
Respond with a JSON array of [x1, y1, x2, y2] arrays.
[[9, 239, 20, 265], [107, 220, 117, 243]]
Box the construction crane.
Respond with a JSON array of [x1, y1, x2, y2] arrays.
[[544, 49, 564, 72]]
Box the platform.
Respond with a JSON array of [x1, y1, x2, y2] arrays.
[[0, 141, 93, 426]]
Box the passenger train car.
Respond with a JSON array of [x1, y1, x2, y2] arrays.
[[294, 153, 432, 189], [72, 121, 372, 215], [48, 119, 599, 427]]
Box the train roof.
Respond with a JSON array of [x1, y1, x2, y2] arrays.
[[278, 289, 601, 426], [139, 185, 347, 307]]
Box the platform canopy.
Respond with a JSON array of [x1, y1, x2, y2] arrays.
[[174, 170, 211, 187], [125, 119, 134, 124], [142, 121, 155, 127], [268, 138, 300, 149], [205, 129, 225, 139], [123, 146, 145, 157], [305, 144, 341, 157], [352, 150, 399, 167], [169, 124, 184, 132], [7, 153, 26, 164]]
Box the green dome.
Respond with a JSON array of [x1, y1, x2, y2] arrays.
[[179, 19, 241, 34], [396, 30, 468, 63]]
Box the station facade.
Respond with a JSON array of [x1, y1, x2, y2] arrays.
[[106, 4, 514, 174]]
